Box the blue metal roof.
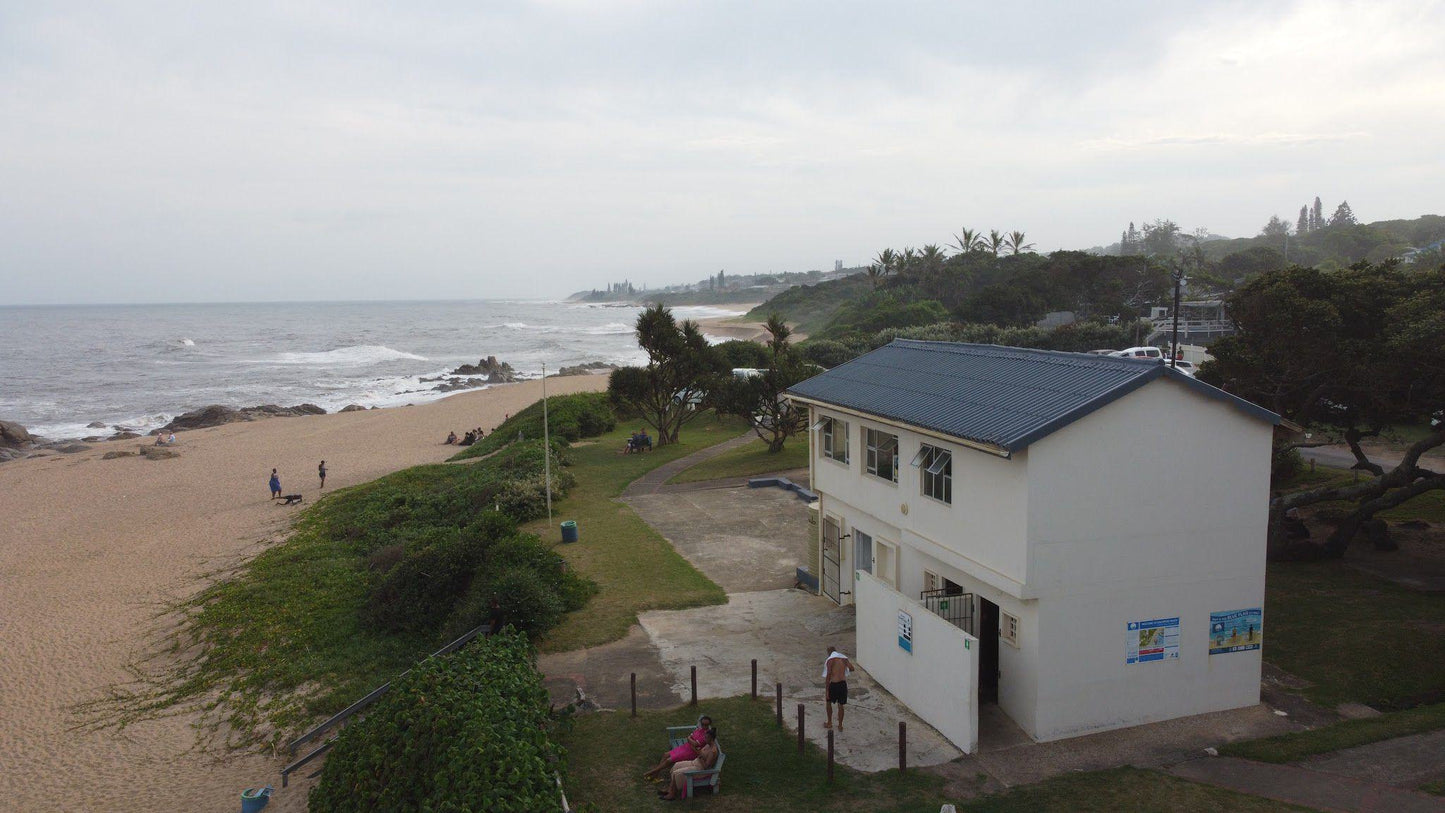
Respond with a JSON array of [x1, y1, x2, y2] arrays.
[[786, 340, 1278, 454]]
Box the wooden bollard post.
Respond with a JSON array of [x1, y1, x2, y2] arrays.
[[690, 665, 698, 706], [630, 673, 637, 718], [827, 729, 835, 782], [797, 703, 805, 753], [898, 721, 907, 772], [775, 683, 782, 725], [751, 659, 758, 699]]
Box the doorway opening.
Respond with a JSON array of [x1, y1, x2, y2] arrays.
[[979, 597, 1000, 704]]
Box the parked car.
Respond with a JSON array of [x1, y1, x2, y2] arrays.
[[1110, 346, 1164, 360]]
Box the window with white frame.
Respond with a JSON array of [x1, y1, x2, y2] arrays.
[[820, 416, 849, 463], [1001, 611, 1020, 647], [913, 443, 952, 504], [864, 428, 898, 482]]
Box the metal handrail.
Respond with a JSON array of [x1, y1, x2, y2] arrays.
[[279, 621, 494, 788]]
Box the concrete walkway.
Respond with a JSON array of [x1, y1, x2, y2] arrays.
[[1169, 755, 1445, 812], [621, 431, 755, 497]]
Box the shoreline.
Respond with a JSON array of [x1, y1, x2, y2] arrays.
[[0, 376, 608, 812]]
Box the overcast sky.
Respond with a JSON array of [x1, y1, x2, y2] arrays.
[[2, 1, 1442, 305]]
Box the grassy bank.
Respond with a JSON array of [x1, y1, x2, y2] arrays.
[[134, 440, 583, 744], [1219, 702, 1445, 763], [560, 696, 1312, 812], [668, 435, 809, 484], [531, 416, 747, 652], [1265, 561, 1445, 709]]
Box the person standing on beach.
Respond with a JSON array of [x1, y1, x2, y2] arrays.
[[318, 460, 327, 489], [823, 645, 853, 731], [269, 468, 281, 499]]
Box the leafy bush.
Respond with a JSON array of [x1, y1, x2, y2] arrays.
[[714, 339, 771, 369], [797, 339, 860, 368], [365, 528, 479, 633], [451, 392, 616, 460], [443, 536, 598, 640], [815, 289, 949, 339], [309, 630, 563, 813]]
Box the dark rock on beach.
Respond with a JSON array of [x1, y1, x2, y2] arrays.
[[450, 356, 517, 383], [160, 403, 329, 432], [1, 420, 35, 448], [432, 377, 488, 393], [110, 431, 142, 440], [553, 361, 618, 377], [87, 421, 108, 429], [339, 404, 368, 413]]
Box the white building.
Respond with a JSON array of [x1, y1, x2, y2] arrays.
[[787, 340, 1278, 749]]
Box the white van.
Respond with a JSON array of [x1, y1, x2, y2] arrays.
[[1110, 346, 1164, 360]]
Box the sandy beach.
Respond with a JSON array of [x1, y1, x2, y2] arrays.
[[691, 303, 807, 342], [0, 376, 607, 812]]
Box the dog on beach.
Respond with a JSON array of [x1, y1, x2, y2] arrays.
[[278, 494, 304, 506]]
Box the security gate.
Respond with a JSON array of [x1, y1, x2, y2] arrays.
[[920, 587, 975, 635], [822, 516, 841, 603]]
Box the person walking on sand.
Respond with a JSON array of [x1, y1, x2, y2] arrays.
[[269, 468, 281, 500], [823, 645, 853, 730], [318, 460, 327, 489]]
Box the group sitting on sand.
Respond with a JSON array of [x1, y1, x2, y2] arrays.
[[624, 428, 652, 454], [642, 715, 720, 801], [446, 426, 486, 446]]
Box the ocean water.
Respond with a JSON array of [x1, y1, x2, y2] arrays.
[[0, 300, 746, 441]]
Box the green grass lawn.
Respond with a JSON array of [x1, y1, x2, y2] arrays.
[[1219, 702, 1445, 763], [560, 696, 1314, 813], [668, 434, 810, 484], [532, 416, 749, 652], [1264, 561, 1445, 710]]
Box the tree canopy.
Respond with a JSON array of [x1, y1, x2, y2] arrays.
[[1201, 261, 1445, 556], [608, 303, 726, 445]]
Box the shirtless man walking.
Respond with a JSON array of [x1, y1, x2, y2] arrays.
[[823, 645, 853, 730]]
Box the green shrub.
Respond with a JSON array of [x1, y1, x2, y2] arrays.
[[451, 392, 616, 460], [815, 289, 949, 339], [364, 528, 479, 633], [798, 339, 861, 368], [309, 630, 562, 813], [714, 339, 771, 369]]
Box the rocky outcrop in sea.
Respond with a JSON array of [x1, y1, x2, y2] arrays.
[[450, 356, 517, 383], [159, 403, 328, 433]]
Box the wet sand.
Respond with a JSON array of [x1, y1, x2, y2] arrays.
[[0, 376, 607, 812]]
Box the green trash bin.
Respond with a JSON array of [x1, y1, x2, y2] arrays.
[[560, 520, 579, 543]]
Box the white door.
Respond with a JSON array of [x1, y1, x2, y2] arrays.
[[874, 539, 896, 589]]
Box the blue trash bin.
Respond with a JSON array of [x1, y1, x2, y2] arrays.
[[560, 520, 579, 543], [241, 786, 272, 813]]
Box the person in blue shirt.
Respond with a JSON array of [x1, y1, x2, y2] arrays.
[[269, 468, 281, 499]]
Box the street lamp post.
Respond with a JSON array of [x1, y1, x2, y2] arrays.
[[1170, 267, 1185, 369]]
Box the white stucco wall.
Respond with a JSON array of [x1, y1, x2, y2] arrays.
[[1024, 377, 1272, 740], [854, 571, 979, 753], [811, 409, 1030, 596]]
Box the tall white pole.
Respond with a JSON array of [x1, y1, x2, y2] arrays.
[[542, 362, 552, 524]]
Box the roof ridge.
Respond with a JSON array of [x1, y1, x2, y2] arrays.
[[889, 339, 1155, 368]]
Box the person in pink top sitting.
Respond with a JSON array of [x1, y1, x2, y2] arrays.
[[641, 715, 713, 781]]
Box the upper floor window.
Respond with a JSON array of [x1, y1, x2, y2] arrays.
[[915, 443, 952, 504], [864, 428, 899, 482], [820, 416, 849, 464]]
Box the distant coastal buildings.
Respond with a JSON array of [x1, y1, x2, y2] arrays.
[[567, 265, 863, 305]]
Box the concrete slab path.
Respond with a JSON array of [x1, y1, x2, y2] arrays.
[[639, 588, 963, 772], [1169, 756, 1445, 812], [1298, 728, 1445, 790]]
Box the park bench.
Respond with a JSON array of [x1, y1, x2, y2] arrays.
[[665, 723, 726, 799]]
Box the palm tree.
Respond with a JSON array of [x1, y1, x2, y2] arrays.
[[984, 230, 1005, 257], [870, 248, 898, 285], [951, 227, 982, 255], [919, 244, 947, 274], [900, 247, 919, 276], [1004, 231, 1035, 255]]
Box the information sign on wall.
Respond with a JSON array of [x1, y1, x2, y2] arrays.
[[1125, 616, 1180, 664], [897, 610, 913, 653], [1209, 608, 1263, 655]]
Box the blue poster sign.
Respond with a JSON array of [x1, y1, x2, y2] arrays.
[[1126, 617, 1180, 664], [1210, 608, 1263, 655], [897, 610, 913, 653]]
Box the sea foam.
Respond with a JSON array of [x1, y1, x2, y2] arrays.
[[270, 345, 428, 366]]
